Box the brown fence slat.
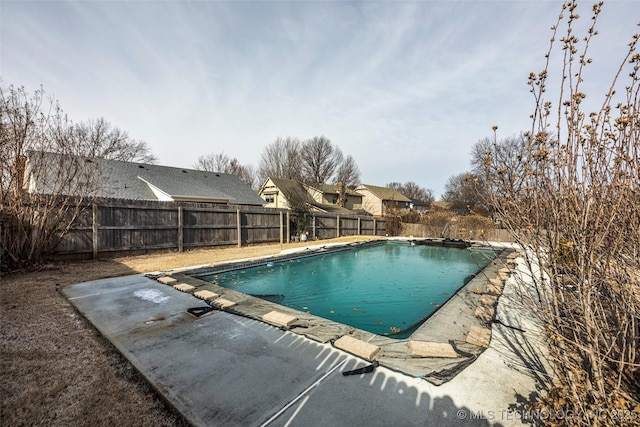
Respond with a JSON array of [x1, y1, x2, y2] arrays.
[[53, 199, 387, 259]]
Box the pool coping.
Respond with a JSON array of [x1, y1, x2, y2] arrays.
[[148, 237, 513, 385]]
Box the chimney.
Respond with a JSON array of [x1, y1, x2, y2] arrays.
[[336, 181, 346, 207]]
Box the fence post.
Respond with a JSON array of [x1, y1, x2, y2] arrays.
[[92, 203, 99, 259], [373, 218, 377, 236], [336, 215, 340, 238], [313, 214, 316, 239], [286, 211, 290, 243], [358, 217, 361, 235], [177, 206, 184, 252], [279, 211, 283, 245], [237, 208, 242, 248]]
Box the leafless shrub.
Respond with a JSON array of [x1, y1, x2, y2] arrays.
[[1, 85, 99, 271], [485, 2, 640, 424], [384, 209, 402, 236], [400, 209, 422, 224], [1, 84, 161, 271], [454, 215, 496, 241], [420, 212, 495, 240], [421, 211, 454, 238]]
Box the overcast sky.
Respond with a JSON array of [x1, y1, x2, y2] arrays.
[[2, 1, 638, 197]]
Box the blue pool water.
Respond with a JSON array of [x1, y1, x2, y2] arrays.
[[201, 242, 494, 338]]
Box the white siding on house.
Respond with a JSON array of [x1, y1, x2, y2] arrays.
[[355, 186, 383, 216]]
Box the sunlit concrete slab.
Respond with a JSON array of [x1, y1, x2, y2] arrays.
[[64, 276, 349, 426]]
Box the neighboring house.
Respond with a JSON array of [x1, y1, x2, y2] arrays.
[[258, 178, 365, 214], [354, 184, 412, 217], [305, 183, 363, 211], [25, 151, 266, 206], [409, 198, 431, 212], [259, 177, 311, 210]]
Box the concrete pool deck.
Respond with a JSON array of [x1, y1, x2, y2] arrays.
[[63, 241, 551, 426], [164, 239, 520, 383]]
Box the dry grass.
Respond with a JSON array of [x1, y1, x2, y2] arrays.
[[0, 237, 364, 426]]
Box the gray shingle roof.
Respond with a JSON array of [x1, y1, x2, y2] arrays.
[[264, 178, 364, 214], [310, 183, 361, 197], [356, 184, 412, 202], [267, 178, 314, 203], [28, 152, 265, 206], [307, 202, 358, 214]]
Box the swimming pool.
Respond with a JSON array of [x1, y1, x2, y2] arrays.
[[198, 241, 494, 339]]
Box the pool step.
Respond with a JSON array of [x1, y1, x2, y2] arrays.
[[487, 278, 504, 295], [211, 298, 237, 309], [194, 290, 220, 301], [479, 294, 498, 306], [474, 305, 495, 322], [173, 283, 195, 292], [466, 325, 492, 348], [334, 335, 380, 360], [407, 341, 459, 358], [158, 276, 177, 285], [262, 310, 298, 327]]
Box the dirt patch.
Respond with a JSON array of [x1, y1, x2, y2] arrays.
[[0, 237, 365, 426]]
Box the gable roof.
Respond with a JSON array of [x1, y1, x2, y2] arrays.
[[27, 152, 265, 206], [264, 177, 314, 204], [261, 177, 366, 214], [307, 201, 358, 214], [356, 184, 412, 202], [309, 183, 361, 197], [410, 198, 431, 208]]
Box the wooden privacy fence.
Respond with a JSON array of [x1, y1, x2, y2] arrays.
[[400, 222, 516, 243], [55, 200, 387, 259]]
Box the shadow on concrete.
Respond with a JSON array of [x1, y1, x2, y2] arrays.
[[270, 355, 506, 426], [486, 263, 554, 427]]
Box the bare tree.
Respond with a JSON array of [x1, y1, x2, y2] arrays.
[[334, 154, 361, 187], [0, 84, 164, 271], [403, 182, 434, 205], [386, 181, 434, 206], [300, 136, 343, 185], [193, 152, 230, 172], [73, 117, 157, 163], [1, 85, 100, 271], [386, 182, 402, 191], [194, 152, 258, 189], [229, 159, 258, 190], [470, 132, 528, 199], [258, 137, 302, 183], [486, 2, 640, 423], [442, 173, 489, 215], [258, 135, 361, 188]]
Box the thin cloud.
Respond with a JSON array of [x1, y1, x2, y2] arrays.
[[1, 1, 637, 197]]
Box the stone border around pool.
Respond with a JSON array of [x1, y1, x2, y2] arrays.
[[146, 238, 516, 385]]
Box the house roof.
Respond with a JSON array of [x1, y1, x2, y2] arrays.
[[307, 201, 357, 214], [264, 177, 314, 204], [310, 183, 361, 197], [262, 178, 365, 215], [356, 184, 412, 202], [27, 152, 266, 206]]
